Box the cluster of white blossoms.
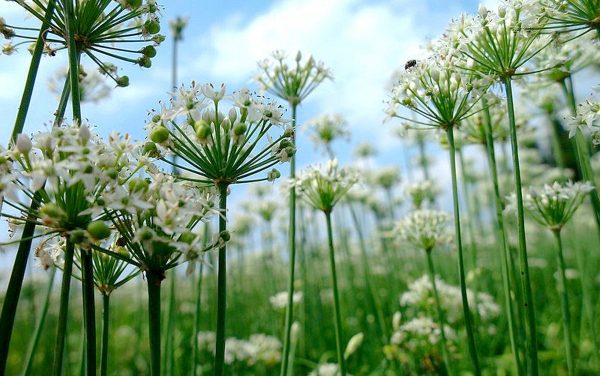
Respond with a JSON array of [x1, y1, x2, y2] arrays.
[[404, 180, 439, 209], [305, 114, 350, 154], [510, 180, 595, 231], [390, 316, 457, 348], [256, 50, 332, 106], [568, 89, 600, 145], [400, 275, 501, 324], [308, 363, 353, 376], [146, 83, 294, 185], [386, 56, 490, 130], [395, 210, 453, 252], [269, 291, 303, 310], [293, 159, 359, 213], [0, 125, 141, 242], [196, 332, 282, 368]]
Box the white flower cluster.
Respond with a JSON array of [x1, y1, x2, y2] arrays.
[[308, 363, 353, 376], [511, 180, 595, 230], [146, 83, 293, 184], [404, 180, 439, 209], [294, 159, 359, 212], [197, 331, 282, 368], [568, 89, 600, 145], [390, 316, 456, 348], [400, 275, 501, 324], [306, 114, 350, 154], [395, 210, 453, 251], [269, 291, 303, 310]]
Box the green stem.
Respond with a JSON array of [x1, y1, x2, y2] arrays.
[[324, 210, 347, 376], [482, 104, 524, 376], [20, 268, 57, 376], [10, 0, 57, 143], [100, 294, 110, 376], [53, 238, 75, 376], [417, 134, 430, 180], [191, 261, 204, 376], [504, 77, 538, 376], [280, 103, 298, 376], [147, 271, 163, 376], [446, 126, 480, 375], [426, 250, 452, 376], [214, 183, 229, 376], [349, 205, 388, 343], [560, 77, 600, 238], [553, 231, 575, 376], [163, 270, 176, 376], [81, 250, 97, 376]]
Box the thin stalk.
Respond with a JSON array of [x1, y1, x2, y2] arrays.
[[417, 134, 430, 180], [560, 77, 600, 238], [425, 250, 452, 376], [100, 294, 110, 376], [162, 270, 176, 376], [504, 77, 538, 376], [147, 271, 163, 376], [10, 0, 57, 142], [53, 238, 75, 376], [81, 250, 97, 376], [0, 3, 58, 372], [280, 103, 298, 376], [446, 126, 480, 375], [20, 268, 57, 376], [348, 205, 388, 343], [482, 105, 524, 376], [324, 210, 347, 376], [553, 231, 575, 376], [191, 261, 204, 375], [214, 183, 229, 376]]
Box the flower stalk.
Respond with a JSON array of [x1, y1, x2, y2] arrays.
[[214, 182, 229, 376]]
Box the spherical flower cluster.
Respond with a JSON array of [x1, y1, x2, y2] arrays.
[[400, 275, 501, 324], [197, 332, 282, 368], [308, 363, 352, 376], [387, 57, 489, 129], [293, 159, 359, 213], [539, 0, 600, 37], [0, 124, 141, 246], [3, 0, 164, 84], [568, 91, 600, 145], [510, 180, 595, 231], [395, 210, 453, 252], [269, 291, 303, 310], [101, 172, 218, 276], [306, 114, 349, 155], [146, 83, 293, 186], [371, 166, 401, 191], [255, 50, 332, 106], [404, 180, 439, 209]]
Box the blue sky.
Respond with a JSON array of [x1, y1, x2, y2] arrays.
[[0, 0, 487, 172]]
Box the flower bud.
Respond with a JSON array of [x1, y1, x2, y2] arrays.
[[144, 20, 161, 35], [116, 75, 129, 87], [219, 230, 231, 242], [141, 45, 157, 58], [228, 108, 237, 123], [195, 120, 211, 141], [79, 125, 91, 143], [16, 134, 32, 154], [87, 221, 111, 240], [149, 126, 169, 143], [69, 229, 88, 245], [233, 122, 247, 136], [179, 230, 196, 244], [267, 168, 281, 182], [344, 332, 364, 359]]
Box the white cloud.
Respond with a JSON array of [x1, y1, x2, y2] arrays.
[[189, 0, 466, 163]]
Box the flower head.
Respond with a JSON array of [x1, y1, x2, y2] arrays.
[[293, 160, 358, 213], [395, 209, 453, 252], [255, 50, 332, 106], [510, 180, 594, 231]]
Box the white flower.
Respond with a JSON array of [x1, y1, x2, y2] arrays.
[[269, 291, 303, 309]]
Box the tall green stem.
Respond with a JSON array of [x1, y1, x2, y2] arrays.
[[0, 3, 57, 373], [147, 271, 163, 376], [425, 250, 452, 375], [560, 77, 600, 237], [324, 211, 346, 376], [348, 205, 388, 343], [20, 268, 57, 376], [446, 126, 480, 375], [10, 0, 57, 142], [482, 104, 524, 376], [81, 250, 97, 376], [280, 104, 298, 376], [163, 271, 176, 376], [53, 238, 75, 376], [504, 77, 539, 375], [100, 294, 110, 376], [214, 183, 229, 376], [553, 231, 574, 376]]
